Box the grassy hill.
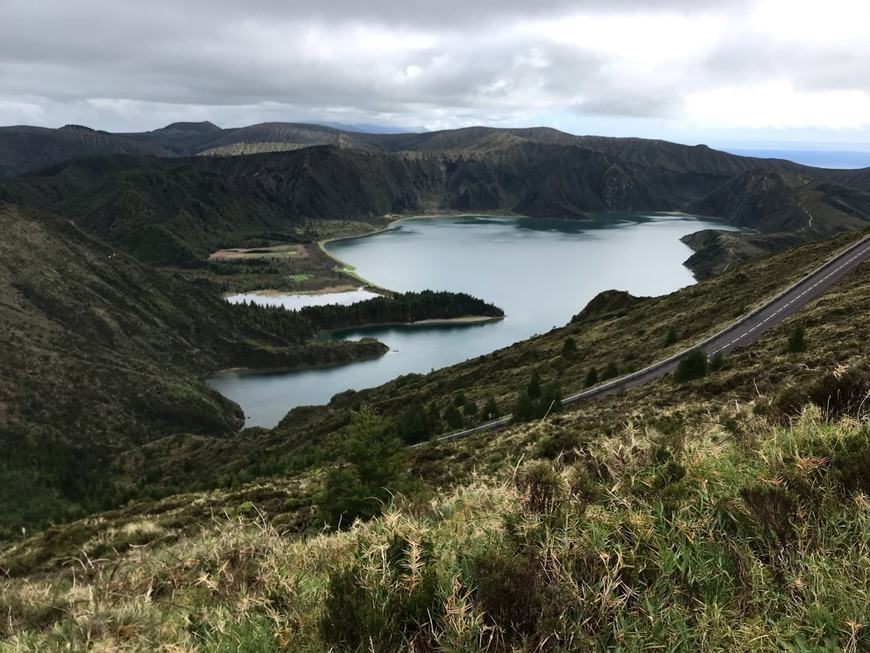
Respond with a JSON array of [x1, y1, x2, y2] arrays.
[[4, 226, 870, 649], [0, 203, 390, 537]]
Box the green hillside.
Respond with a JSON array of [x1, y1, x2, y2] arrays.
[[4, 225, 870, 649], [2, 124, 870, 292], [2, 131, 869, 284], [4, 123, 870, 650]]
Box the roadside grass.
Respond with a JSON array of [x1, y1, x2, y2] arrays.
[[5, 409, 870, 651]]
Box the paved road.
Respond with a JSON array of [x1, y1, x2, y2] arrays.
[[424, 232, 870, 446]]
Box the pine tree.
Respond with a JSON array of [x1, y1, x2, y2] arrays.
[[482, 396, 500, 421], [787, 323, 807, 353], [527, 370, 542, 398], [584, 366, 599, 387], [444, 405, 463, 429]]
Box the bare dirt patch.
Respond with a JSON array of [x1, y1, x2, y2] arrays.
[[208, 244, 306, 261]]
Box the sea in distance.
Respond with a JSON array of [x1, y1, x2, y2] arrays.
[[208, 213, 744, 428]]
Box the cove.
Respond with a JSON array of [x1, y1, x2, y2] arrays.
[[208, 214, 743, 428]]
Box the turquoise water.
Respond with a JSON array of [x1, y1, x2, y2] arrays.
[[208, 214, 741, 427]]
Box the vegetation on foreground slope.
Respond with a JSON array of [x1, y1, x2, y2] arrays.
[[4, 406, 870, 651], [5, 225, 870, 648]]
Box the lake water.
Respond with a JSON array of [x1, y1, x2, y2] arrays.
[[208, 214, 742, 427]]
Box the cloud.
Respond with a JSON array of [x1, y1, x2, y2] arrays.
[[0, 0, 868, 143]]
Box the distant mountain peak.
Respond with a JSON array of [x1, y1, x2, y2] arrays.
[[156, 121, 221, 134]]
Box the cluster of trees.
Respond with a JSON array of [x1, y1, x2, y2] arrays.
[[230, 300, 317, 343], [229, 290, 504, 344], [300, 290, 503, 331], [513, 371, 563, 423], [394, 393, 501, 445], [0, 438, 126, 540]]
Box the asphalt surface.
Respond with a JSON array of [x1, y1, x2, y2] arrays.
[[424, 233, 870, 446]]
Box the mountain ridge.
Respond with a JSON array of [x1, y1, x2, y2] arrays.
[[3, 133, 870, 277]]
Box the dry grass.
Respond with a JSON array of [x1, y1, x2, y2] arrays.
[[5, 408, 870, 651]]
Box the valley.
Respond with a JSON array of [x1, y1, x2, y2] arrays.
[[3, 121, 870, 650]]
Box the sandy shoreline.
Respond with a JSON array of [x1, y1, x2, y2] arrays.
[[222, 285, 363, 299], [330, 315, 505, 332]]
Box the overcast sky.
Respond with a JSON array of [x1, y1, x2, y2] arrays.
[[2, 0, 870, 147]]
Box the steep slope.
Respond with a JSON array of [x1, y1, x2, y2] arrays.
[[0, 203, 385, 532], [0, 142, 737, 267], [573, 135, 803, 176], [682, 170, 870, 276], [688, 169, 807, 231], [0, 147, 443, 265]]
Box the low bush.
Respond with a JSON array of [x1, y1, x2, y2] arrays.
[[320, 535, 442, 652]]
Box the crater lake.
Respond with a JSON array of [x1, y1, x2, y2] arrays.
[[208, 214, 743, 427]]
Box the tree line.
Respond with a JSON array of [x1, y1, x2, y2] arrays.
[[229, 290, 503, 343]]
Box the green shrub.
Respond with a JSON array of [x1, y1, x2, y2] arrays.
[[770, 367, 870, 422], [482, 396, 500, 421], [673, 349, 708, 383], [514, 460, 565, 515], [320, 538, 442, 652], [396, 399, 432, 445], [786, 323, 807, 353], [566, 465, 600, 514], [527, 371, 542, 399], [831, 431, 870, 495], [444, 404, 463, 429], [739, 484, 796, 549], [539, 382, 563, 418], [317, 408, 408, 529], [601, 361, 620, 381], [584, 366, 599, 387], [512, 375, 563, 424], [467, 546, 563, 648], [534, 429, 583, 462]]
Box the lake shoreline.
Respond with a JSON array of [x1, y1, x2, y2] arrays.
[[329, 314, 505, 335], [211, 213, 745, 428], [209, 315, 502, 378], [208, 338, 389, 378]]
